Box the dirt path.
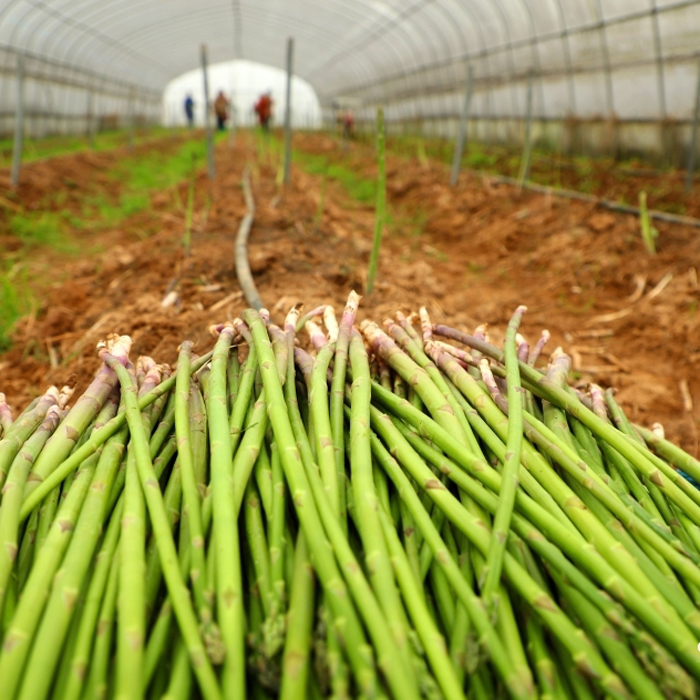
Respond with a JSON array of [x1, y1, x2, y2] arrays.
[[1, 131, 699, 452]]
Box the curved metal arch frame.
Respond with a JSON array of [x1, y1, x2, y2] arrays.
[[489, 0, 521, 115], [65, 5, 373, 89], [20, 1, 389, 114], [304, 0, 445, 89], [515, 0, 546, 115], [551, 0, 577, 114], [418, 0, 473, 123], [150, 0, 423, 100], [2, 0, 171, 81], [371, 1, 465, 123], [386, 0, 489, 123], [4, 0, 379, 96], [26, 1, 176, 84], [328, 0, 495, 120], [0, 0, 698, 131]]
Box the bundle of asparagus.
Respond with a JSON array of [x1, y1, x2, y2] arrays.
[[0, 290, 699, 700]]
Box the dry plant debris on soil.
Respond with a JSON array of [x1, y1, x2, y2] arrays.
[[1, 130, 699, 453]]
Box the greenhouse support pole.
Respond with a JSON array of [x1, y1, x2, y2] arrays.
[[10, 53, 25, 189], [450, 66, 473, 187], [517, 71, 534, 188], [201, 44, 215, 179], [685, 60, 700, 193], [229, 94, 237, 149], [128, 86, 135, 151], [87, 89, 95, 148], [283, 37, 294, 186]]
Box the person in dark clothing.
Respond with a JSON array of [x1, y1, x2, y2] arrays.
[[214, 91, 230, 131], [184, 94, 194, 127]]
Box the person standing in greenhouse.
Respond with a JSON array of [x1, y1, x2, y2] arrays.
[[214, 90, 230, 131], [183, 94, 194, 127], [254, 91, 273, 131]]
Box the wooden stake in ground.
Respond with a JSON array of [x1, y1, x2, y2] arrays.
[[366, 106, 386, 295]]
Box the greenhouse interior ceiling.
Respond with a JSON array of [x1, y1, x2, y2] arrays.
[[6, 3, 700, 700], [1, 0, 700, 157]]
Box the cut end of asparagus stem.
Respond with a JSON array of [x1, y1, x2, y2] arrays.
[[418, 306, 432, 344], [305, 320, 328, 350], [285, 303, 303, 334], [589, 384, 607, 421], [528, 329, 550, 366], [96, 334, 132, 364], [323, 305, 339, 344], [515, 333, 530, 363], [652, 422, 665, 439], [208, 322, 227, 337], [57, 385, 74, 409]]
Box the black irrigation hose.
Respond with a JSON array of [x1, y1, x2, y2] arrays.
[[478, 172, 700, 229], [235, 166, 264, 310]]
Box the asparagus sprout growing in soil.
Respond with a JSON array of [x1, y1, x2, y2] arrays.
[[2, 290, 700, 700]]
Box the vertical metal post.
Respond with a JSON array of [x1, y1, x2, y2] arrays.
[[128, 85, 135, 151], [685, 60, 700, 193], [200, 44, 215, 179], [86, 89, 95, 148], [450, 66, 473, 187], [650, 0, 666, 119], [283, 37, 294, 186], [229, 91, 236, 148], [594, 0, 614, 117], [517, 71, 534, 188], [11, 53, 24, 188]]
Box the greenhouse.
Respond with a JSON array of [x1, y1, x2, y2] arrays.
[[1, 2, 700, 699]]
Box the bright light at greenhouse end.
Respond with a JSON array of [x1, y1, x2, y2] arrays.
[[163, 59, 323, 130]]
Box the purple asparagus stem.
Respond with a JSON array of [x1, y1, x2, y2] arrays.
[[293, 347, 315, 387], [528, 330, 550, 367], [0, 394, 13, 437], [434, 340, 475, 368], [516, 333, 530, 363], [305, 320, 328, 350], [295, 304, 327, 332], [395, 311, 423, 351], [25, 335, 130, 493], [418, 307, 433, 344], [138, 361, 163, 398], [477, 358, 509, 415], [546, 348, 572, 388], [589, 384, 608, 422]]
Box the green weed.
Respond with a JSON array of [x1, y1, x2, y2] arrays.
[[120, 191, 150, 217], [9, 212, 75, 252], [0, 128, 174, 168], [0, 266, 33, 351], [110, 139, 205, 191], [465, 150, 497, 169], [295, 151, 376, 205], [639, 191, 658, 254]]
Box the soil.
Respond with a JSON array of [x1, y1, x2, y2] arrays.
[[1, 131, 699, 454]]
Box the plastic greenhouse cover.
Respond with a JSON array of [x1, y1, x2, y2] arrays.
[[0, 0, 699, 120]]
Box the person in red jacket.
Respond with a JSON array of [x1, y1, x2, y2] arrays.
[[254, 92, 273, 131]]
